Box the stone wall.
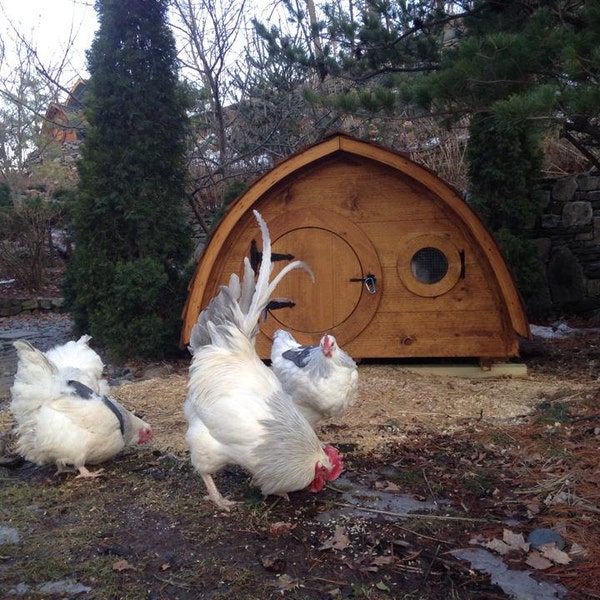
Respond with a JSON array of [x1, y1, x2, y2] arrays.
[[0, 297, 65, 318], [533, 173, 600, 316]]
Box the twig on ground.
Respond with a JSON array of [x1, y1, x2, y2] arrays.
[[422, 468, 438, 505], [328, 502, 497, 522]]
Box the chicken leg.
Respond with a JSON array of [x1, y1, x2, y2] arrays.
[[201, 473, 236, 511]]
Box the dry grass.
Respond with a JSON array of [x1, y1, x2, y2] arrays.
[[1, 362, 589, 458], [89, 363, 590, 456]]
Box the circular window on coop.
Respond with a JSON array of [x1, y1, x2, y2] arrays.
[[397, 235, 463, 297]]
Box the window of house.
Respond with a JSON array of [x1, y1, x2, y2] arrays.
[[398, 235, 463, 297]]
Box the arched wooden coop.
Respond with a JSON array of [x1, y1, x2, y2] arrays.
[[181, 133, 530, 363]]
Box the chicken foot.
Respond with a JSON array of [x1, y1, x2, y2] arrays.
[[53, 463, 105, 479], [201, 473, 236, 511], [75, 466, 105, 479]]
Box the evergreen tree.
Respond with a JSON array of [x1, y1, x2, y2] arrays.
[[466, 112, 551, 316], [64, 0, 191, 359], [264, 1, 599, 316], [422, 2, 569, 317], [303, 1, 599, 168]]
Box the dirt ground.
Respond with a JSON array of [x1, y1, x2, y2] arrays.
[[114, 359, 591, 456], [1, 323, 599, 599]]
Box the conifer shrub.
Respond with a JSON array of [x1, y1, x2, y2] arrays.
[[64, 0, 192, 359], [466, 113, 551, 318]]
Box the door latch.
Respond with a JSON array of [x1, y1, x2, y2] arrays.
[[350, 273, 377, 294]]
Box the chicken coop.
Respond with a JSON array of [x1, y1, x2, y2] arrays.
[[181, 133, 530, 364]]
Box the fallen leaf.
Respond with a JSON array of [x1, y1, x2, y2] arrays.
[[539, 543, 571, 565], [469, 535, 485, 545], [503, 529, 529, 552], [261, 554, 287, 573], [268, 521, 295, 537], [484, 538, 512, 555], [371, 555, 394, 567], [274, 574, 299, 591], [374, 480, 400, 492], [569, 542, 587, 558], [320, 526, 350, 551], [526, 552, 553, 570], [113, 559, 135, 572]]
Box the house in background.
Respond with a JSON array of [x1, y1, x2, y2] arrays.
[[42, 79, 87, 143]]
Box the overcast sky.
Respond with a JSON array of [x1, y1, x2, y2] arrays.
[[1, 0, 285, 97], [1, 0, 98, 86]]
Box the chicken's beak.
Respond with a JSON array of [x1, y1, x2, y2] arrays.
[[138, 427, 153, 444]]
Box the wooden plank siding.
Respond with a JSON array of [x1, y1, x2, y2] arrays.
[[181, 134, 529, 362]]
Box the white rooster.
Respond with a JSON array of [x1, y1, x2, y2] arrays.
[[270, 330, 358, 427], [185, 210, 344, 511], [10, 339, 153, 478]]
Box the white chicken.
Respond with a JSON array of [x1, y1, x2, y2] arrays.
[[10, 339, 153, 478], [270, 330, 358, 427], [185, 210, 344, 511], [44, 334, 110, 396]]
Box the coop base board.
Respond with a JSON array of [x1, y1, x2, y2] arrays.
[[399, 362, 527, 378]]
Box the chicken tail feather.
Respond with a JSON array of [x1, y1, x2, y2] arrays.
[[243, 210, 313, 338], [190, 210, 313, 352], [10, 340, 61, 419]]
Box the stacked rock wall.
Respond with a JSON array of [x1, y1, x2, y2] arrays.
[[534, 173, 600, 316], [0, 297, 65, 317]]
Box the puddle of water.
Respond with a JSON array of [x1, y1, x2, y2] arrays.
[[7, 578, 92, 597], [320, 474, 439, 521], [451, 548, 567, 600], [0, 525, 20, 544]]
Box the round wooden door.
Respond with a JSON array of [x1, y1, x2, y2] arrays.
[[257, 209, 382, 346]]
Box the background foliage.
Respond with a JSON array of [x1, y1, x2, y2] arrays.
[[63, 0, 192, 359], [1, 0, 599, 354]]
